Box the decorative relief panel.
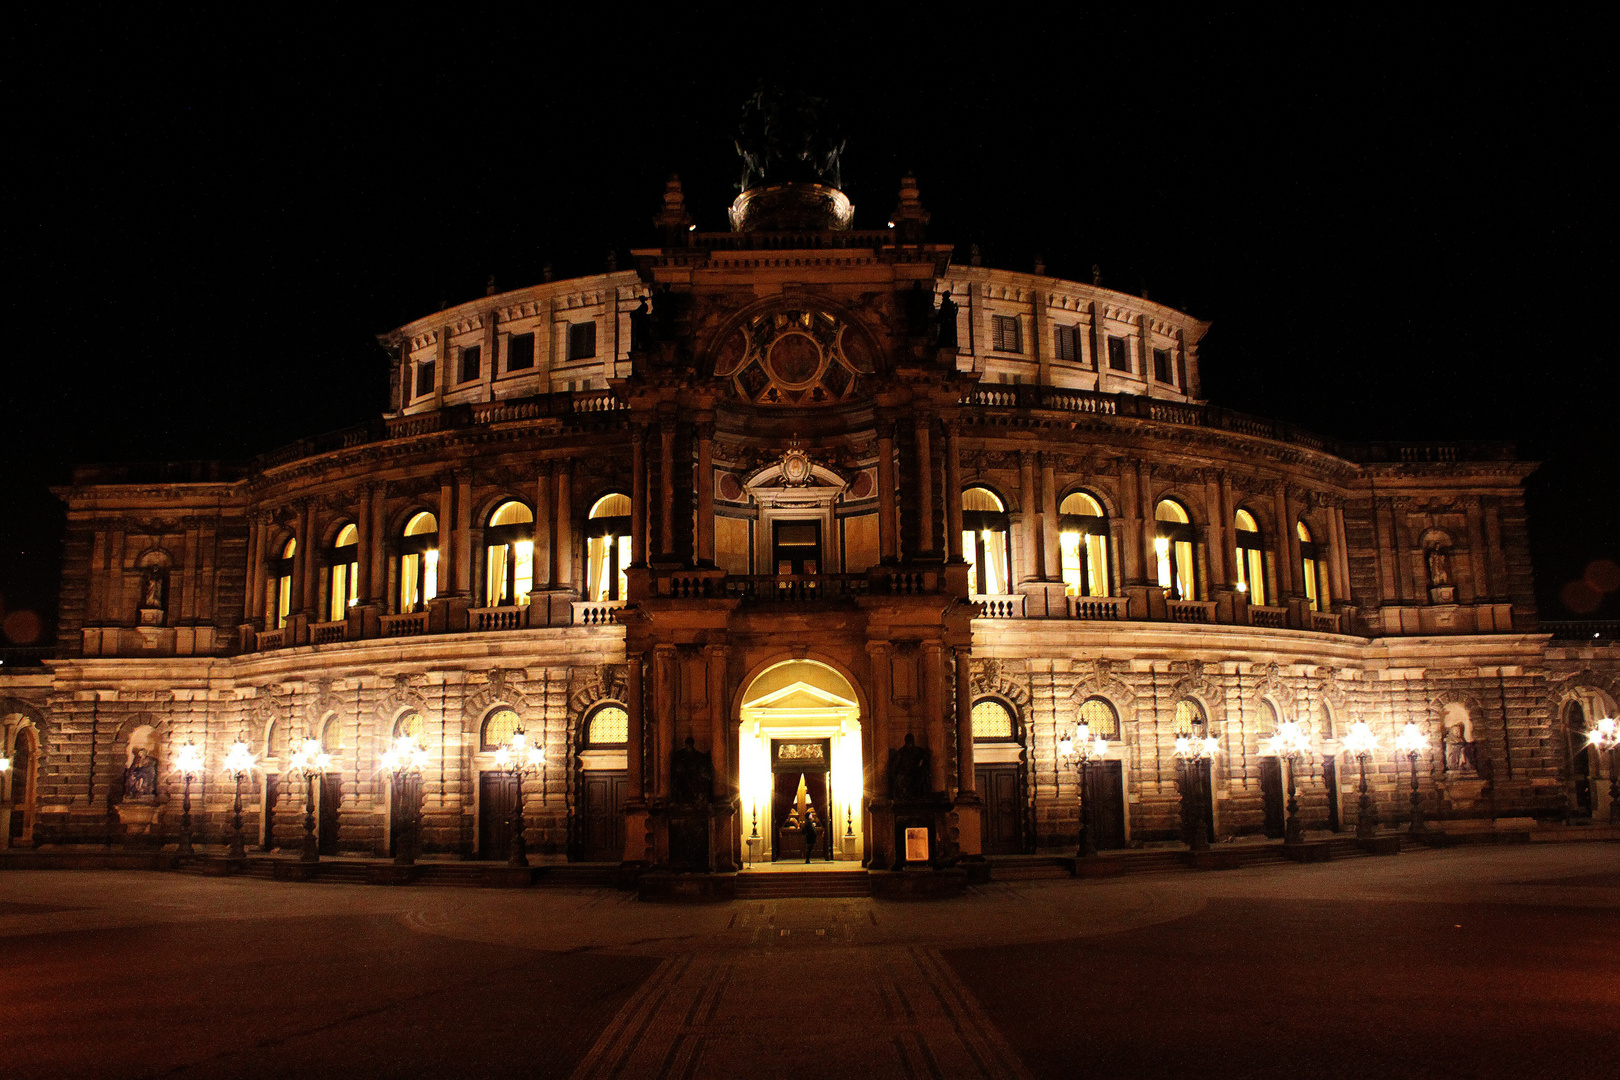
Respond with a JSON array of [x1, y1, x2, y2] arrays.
[[711, 309, 873, 406]]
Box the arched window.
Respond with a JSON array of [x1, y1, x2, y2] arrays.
[[399, 512, 439, 613], [971, 699, 1017, 741], [1077, 696, 1119, 738], [588, 494, 632, 602], [584, 704, 628, 746], [328, 523, 358, 622], [481, 708, 521, 751], [1173, 699, 1205, 735], [394, 710, 424, 741], [1154, 499, 1196, 600], [1298, 520, 1329, 612], [1059, 491, 1110, 597], [271, 538, 296, 630], [485, 500, 534, 608], [1234, 509, 1268, 605], [962, 487, 1011, 595], [319, 713, 342, 755], [1257, 699, 1280, 734]]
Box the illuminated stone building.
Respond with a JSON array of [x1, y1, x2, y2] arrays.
[[2, 134, 1614, 875]]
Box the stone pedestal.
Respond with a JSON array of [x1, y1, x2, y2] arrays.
[[115, 799, 166, 845]]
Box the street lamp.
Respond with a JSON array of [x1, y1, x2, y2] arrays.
[[286, 736, 332, 863], [1057, 721, 1109, 858], [1173, 732, 1220, 852], [1343, 721, 1378, 840], [172, 741, 205, 856], [221, 737, 258, 860], [1269, 720, 1312, 845], [1590, 718, 1619, 825], [379, 735, 429, 865], [493, 726, 545, 867], [1394, 721, 1428, 834]]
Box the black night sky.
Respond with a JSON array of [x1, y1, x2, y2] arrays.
[[2, 11, 1615, 646]]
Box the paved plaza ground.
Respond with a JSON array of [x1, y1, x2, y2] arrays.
[[1, 845, 1615, 1079]]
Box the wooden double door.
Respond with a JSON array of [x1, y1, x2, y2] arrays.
[[579, 770, 628, 862], [479, 771, 518, 860], [1082, 760, 1127, 850], [389, 773, 423, 858], [975, 763, 1024, 855]]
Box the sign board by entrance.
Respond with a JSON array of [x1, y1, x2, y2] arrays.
[[904, 827, 929, 862]]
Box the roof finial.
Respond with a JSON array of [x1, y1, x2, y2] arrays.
[[889, 172, 929, 241]]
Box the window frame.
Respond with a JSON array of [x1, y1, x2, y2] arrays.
[[1234, 508, 1269, 606], [582, 702, 630, 748], [1154, 499, 1197, 601], [505, 331, 535, 372], [971, 698, 1020, 743], [1055, 324, 1079, 362], [459, 345, 482, 384], [398, 511, 439, 613], [327, 523, 359, 622], [484, 500, 535, 608], [991, 314, 1022, 354], [1152, 346, 1174, 384], [567, 321, 597, 361], [1106, 336, 1131, 373], [961, 486, 1012, 596], [414, 360, 435, 398], [1058, 491, 1111, 598], [1298, 520, 1329, 611], [587, 493, 633, 601]]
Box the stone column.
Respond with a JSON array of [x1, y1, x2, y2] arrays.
[[1137, 461, 1157, 586], [631, 424, 648, 566], [1273, 483, 1296, 597], [954, 648, 976, 794], [437, 482, 455, 596], [866, 641, 892, 795], [1204, 473, 1227, 589], [246, 513, 266, 624], [299, 501, 320, 616], [944, 421, 964, 562], [659, 418, 676, 559], [1119, 466, 1142, 584], [923, 641, 947, 794], [354, 488, 372, 605], [625, 652, 645, 800], [1464, 499, 1489, 604], [454, 475, 473, 598], [532, 467, 553, 589], [706, 644, 732, 871], [696, 421, 715, 565], [1018, 452, 1038, 585], [653, 645, 676, 798], [876, 422, 898, 562], [1041, 456, 1061, 580], [553, 464, 573, 589], [914, 416, 935, 556]]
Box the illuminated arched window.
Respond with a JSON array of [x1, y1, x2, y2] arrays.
[[271, 537, 296, 630], [485, 500, 534, 608], [399, 512, 439, 613], [584, 704, 628, 746], [328, 523, 358, 622], [1059, 491, 1110, 598], [1174, 699, 1205, 735], [1257, 699, 1280, 735], [319, 713, 343, 755], [1234, 509, 1268, 605], [1154, 499, 1196, 600], [394, 710, 424, 741], [971, 699, 1016, 741], [588, 494, 632, 602], [481, 708, 521, 752], [962, 487, 1011, 595], [1077, 696, 1119, 738], [1297, 520, 1329, 612]]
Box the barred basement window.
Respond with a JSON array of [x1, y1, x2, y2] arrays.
[[1174, 699, 1205, 735], [481, 708, 520, 751], [1107, 336, 1131, 372], [568, 321, 597, 360], [1077, 696, 1119, 738], [585, 704, 628, 746], [991, 314, 1022, 354], [459, 345, 481, 384], [971, 699, 1016, 741], [506, 332, 535, 371], [1055, 324, 1079, 362], [1153, 347, 1173, 384], [394, 710, 424, 740], [415, 360, 435, 397]]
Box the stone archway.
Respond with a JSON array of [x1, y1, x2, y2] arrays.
[[737, 660, 864, 864], [4, 723, 39, 847]]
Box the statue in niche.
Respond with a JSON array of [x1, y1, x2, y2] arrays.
[[887, 733, 930, 801], [670, 736, 713, 805], [140, 567, 166, 610], [936, 292, 959, 348], [123, 747, 158, 799], [629, 298, 652, 354], [1426, 547, 1452, 588], [1443, 714, 1478, 774]]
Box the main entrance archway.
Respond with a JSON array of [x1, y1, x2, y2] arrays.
[[738, 661, 863, 863]]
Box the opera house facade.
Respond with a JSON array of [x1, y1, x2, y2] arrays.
[[2, 153, 1614, 881]]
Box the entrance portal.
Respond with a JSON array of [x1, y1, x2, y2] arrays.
[[738, 661, 863, 863]]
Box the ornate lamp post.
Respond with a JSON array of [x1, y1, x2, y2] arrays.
[[1173, 732, 1220, 852], [379, 735, 429, 865], [1590, 718, 1619, 825], [1343, 721, 1379, 840], [1394, 721, 1428, 834], [1057, 721, 1109, 858], [493, 726, 545, 867], [172, 741, 205, 856], [221, 737, 258, 860], [1270, 720, 1312, 845], [286, 736, 332, 862]]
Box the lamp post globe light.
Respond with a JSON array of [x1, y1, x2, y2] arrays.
[[172, 741, 205, 857], [1394, 721, 1428, 835], [286, 736, 332, 863], [379, 735, 430, 866], [1590, 717, 1619, 825], [493, 726, 545, 867], [221, 737, 258, 861], [1269, 720, 1313, 846], [1057, 721, 1109, 859], [1172, 732, 1220, 852], [1342, 721, 1379, 841]]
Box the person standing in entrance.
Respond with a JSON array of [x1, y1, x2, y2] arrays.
[[802, 807, 818, 863]]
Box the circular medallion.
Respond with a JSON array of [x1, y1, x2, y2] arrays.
[[767, 332, 823, 388], [718, 473, 744, 501], [781, 448, 812, 485]]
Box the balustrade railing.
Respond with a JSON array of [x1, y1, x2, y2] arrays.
[[1310, 611, 1342, 633], [1071, 596, 1129, 620], [470, 606, 525, 631], [380, 612, 428, 637], [1249, 605, 1288, 629], [973, 594, 1025, 618], [310, 621, 347, 645], [724, 574, 871, 601], [572, 600, 626, 625], [256, 628, 285, 650], [1167, 599, 1217, 624]]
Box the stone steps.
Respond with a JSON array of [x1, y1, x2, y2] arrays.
[[734, 871, 871, 899]]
